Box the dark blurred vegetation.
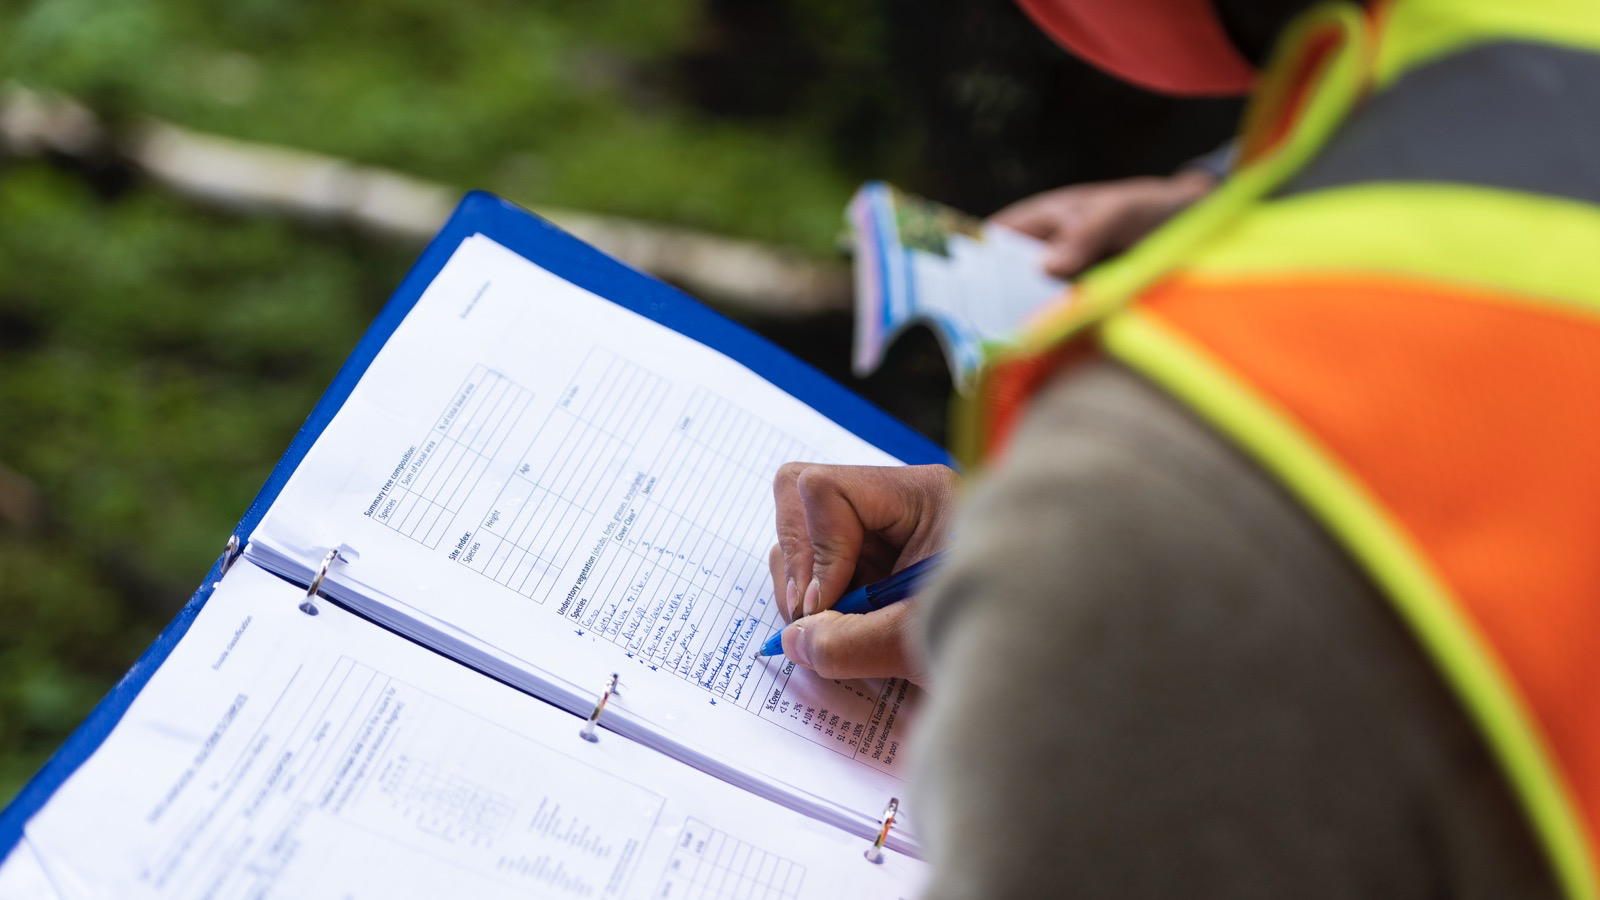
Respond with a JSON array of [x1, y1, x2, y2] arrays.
[[0, 0, 1239, 807]]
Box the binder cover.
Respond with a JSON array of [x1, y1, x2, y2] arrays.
[[0, 192, 946, 857]]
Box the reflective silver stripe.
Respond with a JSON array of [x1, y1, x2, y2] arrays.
[[1279, 41, 1600, 206]]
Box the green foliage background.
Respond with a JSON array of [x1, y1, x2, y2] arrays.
[[4, 0, 900, 250]]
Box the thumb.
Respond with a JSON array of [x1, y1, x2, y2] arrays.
[[1041, 238, 1094, 279], [795, 464, 956, 615], [782, 605, 927, 685]]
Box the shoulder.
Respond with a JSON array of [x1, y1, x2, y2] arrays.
[[911, 358, 1558, 900]]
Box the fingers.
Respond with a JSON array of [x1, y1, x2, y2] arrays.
[[992, 186, 1103, 278], [1040, 240, 1094, 280], [793, 466, 876, 615], [1021, 191, 1126, 279], [990, 193, 1063, 239], [781, 604, 929, 685], [768, 543, 784, 621], [801, 465, 957, 616], [772, 463, 958, 619], [772, 462, 817, 619], [995, 175, 1221, 278]]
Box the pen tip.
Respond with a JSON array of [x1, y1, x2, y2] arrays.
[[757, 631, 785, 657]]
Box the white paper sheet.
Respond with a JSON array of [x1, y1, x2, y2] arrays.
[[247, 235, 923, 841], [14, 565, 925, 900], [0, 840, 63, 900]]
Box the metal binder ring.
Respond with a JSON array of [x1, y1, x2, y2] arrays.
[[578, 673, 621, 743], [300, 549, 340, 616], [864, 796, 899, 863], [218, 534, 242, 578]]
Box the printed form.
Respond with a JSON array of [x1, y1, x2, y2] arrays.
[[11, 564, 925, 899], [247, 235, 923, 838]]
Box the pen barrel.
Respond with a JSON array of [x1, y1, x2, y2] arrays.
[[862, 569, 918, 609], [836, 553, 943, 615]]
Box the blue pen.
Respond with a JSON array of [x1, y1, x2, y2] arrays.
[[757, 551, 946, 658]]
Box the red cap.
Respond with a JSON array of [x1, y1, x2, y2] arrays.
[[1016, 0, 1257, 95]]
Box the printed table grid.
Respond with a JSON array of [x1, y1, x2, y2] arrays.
[[382, 756, 517, 847], [377, 364, 533, 549], [462, 349, 669, 603], [406, 354, 903, 769], [655, 818, 803, 900], [572, 386, 810, 705]]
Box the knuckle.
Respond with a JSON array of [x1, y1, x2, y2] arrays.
[[775, 517, 805, 545]]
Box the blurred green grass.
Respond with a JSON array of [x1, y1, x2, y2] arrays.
[[0, 0, 912, 806], [4, 0, 892, 252], [0, 165, 420, 799]]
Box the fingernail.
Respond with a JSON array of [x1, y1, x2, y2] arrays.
[[786, 578, 798, 619], [802, 579, 820, 616], [786, 622, 812, 668]]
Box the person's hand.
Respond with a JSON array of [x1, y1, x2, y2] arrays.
[[991, 169, 1217, 279], [767, 463, 959, 685]]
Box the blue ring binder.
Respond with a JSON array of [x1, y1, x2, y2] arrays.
[[0, 192, 948, 856]]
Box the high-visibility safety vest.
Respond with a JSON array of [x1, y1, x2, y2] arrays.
[[959, 2, 1600, 897]]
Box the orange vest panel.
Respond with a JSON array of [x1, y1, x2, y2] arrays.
[[1143, 272, 1600, 861]]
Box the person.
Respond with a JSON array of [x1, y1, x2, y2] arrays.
[[768, 0, 1600, 897]]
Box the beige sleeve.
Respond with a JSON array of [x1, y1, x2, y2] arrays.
[[908, 359, 1555, 900]]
